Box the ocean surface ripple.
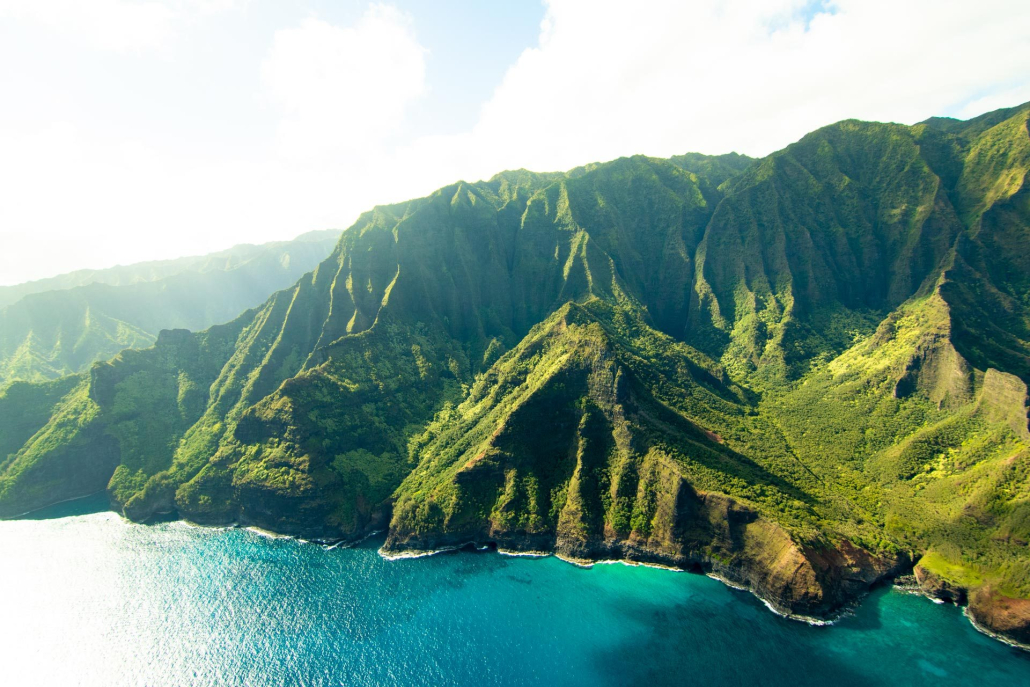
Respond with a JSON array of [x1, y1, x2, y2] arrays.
[[2, 497, 1029, 686]]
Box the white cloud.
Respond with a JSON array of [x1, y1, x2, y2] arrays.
[[301, 0, 1030, 232], [0, 0, 175, 51], [437, 0, 1030, 176], [261, 5, 427, 159], [2, 1, 1030, 286], [0, 122, 351, 283], [0, 0, 246, 51], [957, 82, 1030, 120]]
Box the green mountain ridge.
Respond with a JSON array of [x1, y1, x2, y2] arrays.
[[0, 229, 342, 386], [3, 104, 1030, 645], [0, 229, 342, 308]]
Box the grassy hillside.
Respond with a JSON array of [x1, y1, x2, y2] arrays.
[[0, 229, 341, 309], [2, 104, 1030, 643], [0, 230, 341, 386]]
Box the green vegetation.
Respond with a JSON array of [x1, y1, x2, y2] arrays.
[[2, 103, 1030, 638], [0, 229, 341, 387]]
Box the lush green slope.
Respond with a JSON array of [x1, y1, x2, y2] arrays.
[[3, 104, 1030, 644], [0, 229, 341, 309], [0, 230, 341, 386]]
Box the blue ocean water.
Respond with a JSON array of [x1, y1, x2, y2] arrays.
[[2, 497, 1029, 686]]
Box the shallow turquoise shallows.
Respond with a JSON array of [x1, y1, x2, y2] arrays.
[[2, 497, 1029, 686]]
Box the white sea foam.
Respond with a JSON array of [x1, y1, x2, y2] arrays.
[[757, 597, 835, 626], [244, 526, 289, 539], [379, 545, 460, 560], [964, 607, 1030, 652], [497, 549, 551, 558], [375, 540, 886, 631], [554, 554, 595, 569], [705, 572, 749, 591], [592, 559, 684, 572]]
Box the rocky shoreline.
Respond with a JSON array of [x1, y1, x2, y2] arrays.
[[379, 528, 905, 626], [381, 536, 1030, 649], [9, 488, 1029, 651], [380, 537, 852, 626], [146, 488, 1030, 650]]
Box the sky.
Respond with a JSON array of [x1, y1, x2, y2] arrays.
[[1, 0, 1029, 286]]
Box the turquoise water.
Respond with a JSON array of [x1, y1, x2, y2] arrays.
[[2, 498, 1029, 686]]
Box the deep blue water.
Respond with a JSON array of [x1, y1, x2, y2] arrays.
[[2, 496, 1030, 686]]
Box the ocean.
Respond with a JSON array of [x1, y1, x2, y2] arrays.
[[2, 495, 1028, 686]]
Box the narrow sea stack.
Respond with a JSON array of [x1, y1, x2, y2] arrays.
[[3, 103, 1030, 645]]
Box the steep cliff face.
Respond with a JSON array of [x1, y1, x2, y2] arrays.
[[385, 303, 747, 551], [0, 377, 117, 516], [969, 589, 1030, 646], [938, 107, 1030, 382], [687, 121, 963, 385], [3, 105, 1030, 643], [1, 158, 722, 533], [380, 301, 909, 617]]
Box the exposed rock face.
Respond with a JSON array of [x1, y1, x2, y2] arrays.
[[913, 560, 1030, 648], [384, 486, 903, 620], [382, 304, 904, 619], [977, 368, 1030, 439], [914, 563, 969, 605], [917, 563, 1030, 648], [969, 589, 1030, 647], [4, 103, 1030, 648], [892, 328, 974, 409]]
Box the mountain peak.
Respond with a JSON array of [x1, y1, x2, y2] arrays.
[[4, 101, 1030, 645]]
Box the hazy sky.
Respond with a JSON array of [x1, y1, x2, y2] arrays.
[[2, 0, 1029, 286]]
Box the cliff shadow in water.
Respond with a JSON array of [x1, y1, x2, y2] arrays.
[[591, 583, 880, 687], [19, 492, 111, 520]]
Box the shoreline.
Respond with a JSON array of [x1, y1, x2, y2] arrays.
[[964, 607, 1030, 652], [8, 505, 1026, 651], [377, 539, 854, 627], [4, 491, 109, 519]]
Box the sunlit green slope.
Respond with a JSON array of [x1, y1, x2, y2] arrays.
[[0, 230, 341, 386], [0, 229, 341, 309], [2, 104, 1030, 642]]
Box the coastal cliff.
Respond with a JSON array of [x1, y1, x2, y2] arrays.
[[4, 103, 1030, 648], [383, 488, 906, 621]]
